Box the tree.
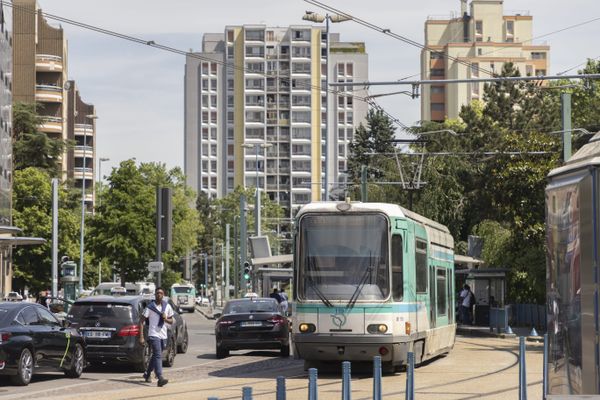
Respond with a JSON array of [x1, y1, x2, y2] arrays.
[[12, 102, 66, 177]]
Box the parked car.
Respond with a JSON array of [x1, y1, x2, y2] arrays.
[[140, 295, 189, 354], [0, 302, 85, 385], [196, 296, 210, 306], [4, 292, 23, 302], [66, 296, 178, 372], [215, 297, 290, 359]]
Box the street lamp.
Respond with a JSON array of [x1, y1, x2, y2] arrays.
[[242, 142, 273, 237], [302, 11, 351, 201], [97, 157, 109, 210], [79, 114, 98, 293]]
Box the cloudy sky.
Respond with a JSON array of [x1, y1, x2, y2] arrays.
[[28, 0, 599, 177]]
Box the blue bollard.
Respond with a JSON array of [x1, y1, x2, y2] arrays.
[[242, 386, 253, 400], [373, 356, 382, 400], [277, 376, 286, 400], [543, 333, 548, 400], [342, 361, 351, 400], [308, 368, 318, 400], [405, 352, 415, 400], [519, 337, 528, 400], [208, 398, 219, 400]]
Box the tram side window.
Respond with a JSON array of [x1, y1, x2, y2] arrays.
[[436, 269, 447, 316], [392, 235, 403, 300], [415, 239, 428, 293]]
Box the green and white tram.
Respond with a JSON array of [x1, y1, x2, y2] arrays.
[[292, 201, 456, 371]]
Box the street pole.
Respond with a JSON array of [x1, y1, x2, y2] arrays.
[[561, 93, 572, 161], [324, 14, 330, 202], [233, 216, 239, 298], [212, 238, 216, 302], [51, 178, 58, 298], [226, 224, 230, 300], [203, 253, 208, 298], [220, 243, 224, 306], [254, 145, 261, 236], [361, 165, 367, 202], [156, 187, 163, 288], [97, 157, 109, 210], [78, 138, 87, 293], [240, 194, 247, 293]]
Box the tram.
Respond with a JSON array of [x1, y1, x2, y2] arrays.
[[292, 201, 456, 371], [545, 132, 600, 395]]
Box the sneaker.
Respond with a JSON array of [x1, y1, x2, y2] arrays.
[[157, 378, 169, 387], [143, 373, 151, 383]]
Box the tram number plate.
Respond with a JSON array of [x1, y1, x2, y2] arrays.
[[84, 331, 111, 339], [241, 321, 262, 327]]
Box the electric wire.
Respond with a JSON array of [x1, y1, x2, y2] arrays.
[[4, 1, 409, 127]]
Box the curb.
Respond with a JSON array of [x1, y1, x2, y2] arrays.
[[456, 327, 516, 339]]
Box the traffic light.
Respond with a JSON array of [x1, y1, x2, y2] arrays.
[[243, 262, 251, 280]]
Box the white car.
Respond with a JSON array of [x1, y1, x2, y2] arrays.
[[4, 292, 23, 301], [196, 296, 210, 305]]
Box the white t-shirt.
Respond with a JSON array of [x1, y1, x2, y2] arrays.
[[460, 289, 472, 308], [143, 301, 174, 340]]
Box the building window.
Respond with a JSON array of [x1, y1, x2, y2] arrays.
[[246, 29, 264, 41], [430, 68, 444, 77], [211, 63, 217, 75], [292, 62, 311, 74], [431, 103, 445, 112], [246, 62, 264, 73], [202, 63, 209, 75], [245, 111, 264, 123], [430, 52, 444, 60], [266, 30, 274, 41], [245, 78, 264, 90], [535, 69, 547, 76], [338, 63, 345, 76], [292, 46, 311, 58], [506, 20, 514, 36], [531, 52, 547, 60], [227, 30, 235, 42], [475, 20, 483, 41], [431, 86, 445, 94], [245, 45, 264, 58], [526, 65, 533, 76]]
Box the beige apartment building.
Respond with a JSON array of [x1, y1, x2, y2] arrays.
[[421, 0, 550, 122], [12, 0, 96, 208]]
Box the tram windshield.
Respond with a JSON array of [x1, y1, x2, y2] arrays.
[[298, 213, 389, 302]]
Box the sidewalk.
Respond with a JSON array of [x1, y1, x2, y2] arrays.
[[457, 324, 544, 340], [196, 304, 222, 319]]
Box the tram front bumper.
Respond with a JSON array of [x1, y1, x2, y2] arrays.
[[293, 334, 410, 364]]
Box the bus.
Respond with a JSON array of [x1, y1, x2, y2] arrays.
[[91, 282, 155, 296], [171, 283, 196, 313], [292, 201, 456, 372]]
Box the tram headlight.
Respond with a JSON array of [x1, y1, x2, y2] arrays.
[[367, 324, 388, 334], [299, 323, 316, 333]]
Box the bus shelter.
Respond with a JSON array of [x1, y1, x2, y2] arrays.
[[455, 268, 508, 329]]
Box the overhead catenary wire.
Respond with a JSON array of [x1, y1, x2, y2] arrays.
[[4, 1, 410, 127]]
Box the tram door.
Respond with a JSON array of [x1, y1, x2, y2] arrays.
[[429, 266, 436, 329]]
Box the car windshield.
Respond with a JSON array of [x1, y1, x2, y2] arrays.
[[68, 302, 134, 322], [298, 213, 390, 302], [173, 287, 193, 294], [223, 300, 278, 314]]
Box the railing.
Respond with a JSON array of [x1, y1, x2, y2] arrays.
[[35, 84, 62, 92], [74, 167, 93, 173], [36, 54, 62, 62], [74, 145, 94, 153]]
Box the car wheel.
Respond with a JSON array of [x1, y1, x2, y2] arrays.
[[11, 348, 33, 386], [163, 339, 176, 367], [280, 343, 290, 358], [216, 344, 229, 359], [177, 328, 189, 354], [190, 308, 195, 313], [65, 344, 85, 378], [134, 342, 151, 373]]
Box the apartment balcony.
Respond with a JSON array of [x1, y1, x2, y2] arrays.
[[35, 54, 64, 72], [35, 85, 63, 103], [74, 124, 94, 136], [73, 167, 94, 179], [74, 145, 94, 157], [39, 116, 63, 134]]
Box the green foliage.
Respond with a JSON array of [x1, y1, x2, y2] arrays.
[[13, 102, 66, 178]]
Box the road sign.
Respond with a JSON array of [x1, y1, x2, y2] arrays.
[[147, 261, 164, 273]]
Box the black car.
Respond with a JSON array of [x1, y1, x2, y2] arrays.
[[215, 297, 290, 359], [0, 302, 85, 385], [67, 296, 179, 372], [140, 296, 189, 355]]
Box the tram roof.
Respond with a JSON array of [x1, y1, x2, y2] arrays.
[[548, 132, 600, 178]]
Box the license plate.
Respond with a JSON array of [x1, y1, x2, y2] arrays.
[[84, 331, 112, 339], [178, 296, 188, 304], [241, 321, 262, 327]]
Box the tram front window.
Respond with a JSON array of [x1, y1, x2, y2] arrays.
[[298, 213, 389, 302]]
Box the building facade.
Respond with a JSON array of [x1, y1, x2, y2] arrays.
[[421, 0, 550, 122], [12, 0, 96, 207], [185, 25, 368, 217]]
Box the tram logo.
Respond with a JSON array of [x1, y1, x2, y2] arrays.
[[331, 308, 347, 329]]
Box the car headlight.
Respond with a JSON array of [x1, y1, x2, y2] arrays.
[[367, 324, 388, 334]]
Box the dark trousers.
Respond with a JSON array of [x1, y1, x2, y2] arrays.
[[145, 337, 164, 379], [460, 305, 471, 325]]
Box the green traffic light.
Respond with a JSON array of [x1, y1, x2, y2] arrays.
[[243, 273, 250, 280]]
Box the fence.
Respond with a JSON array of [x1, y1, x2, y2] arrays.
[[207, 335, 548, 399], [509, 304, 547, 331]]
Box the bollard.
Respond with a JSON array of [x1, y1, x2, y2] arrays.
[[519, 337, 528, 400], [529, 327, 539, 337], [543, 333, 548, 400], [308, 368, 318, 400], [242, 386, 253, 400], [405, 352, 415, 400], [277, 376, 286, 400], [208, 398, 219, 400], [506, 325, 514, 335], [342, 361, 351, 400], [373, 356, 382, 400]]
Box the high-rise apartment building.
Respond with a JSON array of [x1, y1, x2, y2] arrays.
[[185, 25, 368, 217], [12, 0, 96, 208], [421, 0, 550, 122]]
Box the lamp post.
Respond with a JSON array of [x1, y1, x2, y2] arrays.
[[302, 11, 351, 201], [97, 157, 109, 210], [79, 114, 97, 293], [241, 142, 272, 237]]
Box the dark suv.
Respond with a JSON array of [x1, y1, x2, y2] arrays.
[[67, 296, 178, 371]]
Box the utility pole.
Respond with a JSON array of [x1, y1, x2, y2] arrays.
[[561, 93, 572, 161], [361, 165, 368, 202], [240, 194, 248, 293], [255, 189, 261, 236], [212, 238, 216, 301], [225, 224, 230, 300], [51, 178, 58, 298], [156, 187, 162, 288], [233, 217, 239, 298]]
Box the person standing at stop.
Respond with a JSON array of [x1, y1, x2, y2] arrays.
[[139, 287, 173, 387]]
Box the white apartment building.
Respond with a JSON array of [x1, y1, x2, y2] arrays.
[[421, 0, 550, 121], [185, 25, 368, 218]]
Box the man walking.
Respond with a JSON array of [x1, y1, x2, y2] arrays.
[[139, 287, 173, 387], [459, 284, 473, 325]]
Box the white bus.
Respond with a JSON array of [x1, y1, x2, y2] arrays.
[[171, 283, 196, 313]]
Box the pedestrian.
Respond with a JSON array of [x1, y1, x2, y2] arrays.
[[279, 290, 289, 316], [269, 288, 282, 303], [139, 287, 173, 387], [459, 284, 473, 325]]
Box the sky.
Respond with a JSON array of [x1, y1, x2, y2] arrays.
[[26, 0, 600, 178]]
